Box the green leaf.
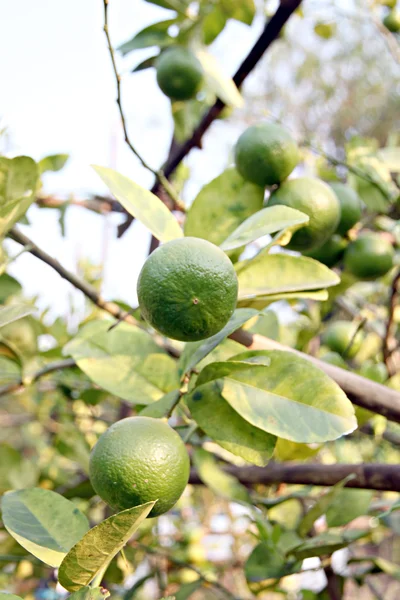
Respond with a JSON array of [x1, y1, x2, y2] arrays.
[[238, 289, 329, 309], [195, 49, 243, 108], [1, 488, 90, 567], [220, 206, 309, 251], [227, 0, 255, 25], [172, 99, 206, 144], [118, 20, 175, 56], [64, 320, 179, 405], [68, 587, 110, 600], [178, 308, 258, 376], [0, 356, 21, 385], [0, 595, 24, 600], [238, 254, 340, 300], [289, 530, 368, 560], [93, 165, 183, 243], [0, 274, 22, 302], [184, 168, 264, 245], [192, 448, 250, 503], [377, 147, 400, 172], [140, 389, 180, 418], [39, 154, 69, 174], [174, 581, 202, 600], [187, 380, 276, 466], [202, 6, 227, 44], [326, 489, 373, 527], [245, 542, 301, 585], [297, 475, 355, 537], [0, 156, 39, 237], [58, 502, 155, 592], [0, 304, 34, 328], [196, 350, 357, 443], [132, 55, 158, 73]]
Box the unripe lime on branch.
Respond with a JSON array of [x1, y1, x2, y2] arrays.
[[156, 47, 203, 101], [137, 237, 238, 341], [344, 233, 394, 279], [234, 122, 300, 187], [89, 417, 190, 517], [322, 321, 363, 358], [330, 182, 362, 236]]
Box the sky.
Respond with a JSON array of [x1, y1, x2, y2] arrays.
[[0, 0, 263, 323]]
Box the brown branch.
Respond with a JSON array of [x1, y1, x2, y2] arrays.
[[9, 226, 400, 424], [0, 358, 76, 397], [383, 270, 400, 375], [36, 195, 124, 215], [189, 463, 400, 492], [118, 0, 303, 237]]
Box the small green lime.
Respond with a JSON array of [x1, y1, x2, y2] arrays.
[[156, 47, 203, 101], [330, 182, 362, 235], [234, 123, 300, 187], [268, 177, 340, 251], [137, 237, 238, 342], [321, 321, 363, 358], [344, 233, 394, 279], [359, 360, 388, 384], [320, 351, 348, 369], [305, 234, 347, 267], [89, 416, 190, 517], [383, 9, 400, 32]]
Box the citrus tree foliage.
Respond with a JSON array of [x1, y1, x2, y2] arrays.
[[1, 0, 400, 599]]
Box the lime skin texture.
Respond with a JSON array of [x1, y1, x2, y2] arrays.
[[137, 237, 238, 342], [156, 47, 203, 101], [89, 416, 190, 518]]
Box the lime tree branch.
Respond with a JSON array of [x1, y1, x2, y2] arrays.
[[118, 0, 304, 237], [189, 462, 400, 492], [383, 269, 400, 373], [8, 226, 400, 424], [0, 358, 76, 398], [102, 0, 184, 212]]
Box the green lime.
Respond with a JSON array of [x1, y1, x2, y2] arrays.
[[359, 360, 388, 384], [234, 123, 300, 187], [137, 237, 238, 342], [305, 234, 347, 267], [314, 22, 336, 39], [321, 321, 363, 358], [381, 0, 397, 8], [344, 233, 394, 279], [156, 47, 203, 101], [268, 177, 340, 251], [89, 416, 190, 517], [383, 10, 400, 32], [330, 182, 362, 235], [320, 351, 348, 369]]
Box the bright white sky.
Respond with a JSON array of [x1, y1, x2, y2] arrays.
[[1, 0, 262, 323]]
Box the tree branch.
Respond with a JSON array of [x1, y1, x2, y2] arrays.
[[0, 358, 76, 397], [189, 463, 400, 492], [118, 0, 303, 237], [8, 226, 400, 424], [383, 269, 400, 375]]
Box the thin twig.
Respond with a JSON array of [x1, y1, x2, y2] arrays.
[[0, 358, 76, 397], [343, 317, 367, 359], [383, 270, 400, 374], [102, 0, 185, 212]]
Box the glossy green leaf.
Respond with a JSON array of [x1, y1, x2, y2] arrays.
[[0, 156, 39, 237], [68, 587, 110, 600], [326, 489, 373, 527], [238, 288, 329, 309], [93, 165, 183, 243], [220, 206, 309, 251], [184, 168, 264, 245], [238, 254, 340, 300], [0, 304, 34, 328], [58, 502, 155, 591], [39, 154, 69, 174], [1, 488, 90, 567], [187, 380, 276, 466], [140, 389, 180, 418], [193, 448, 250, 503], [178, 308, 258, 376], [64, 320, 179, 405], [289, 530, 368, 560], [196, 50, 243, 108], [202, 6, 227, 44], [245, 542, 301, 584], [132, 55, 158, 73], [196, 350, 357, 443], [118, 20, 175, 55], [298, 475, 355, 537]]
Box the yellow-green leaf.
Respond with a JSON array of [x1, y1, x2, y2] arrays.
[[195, 49, 244, 108]]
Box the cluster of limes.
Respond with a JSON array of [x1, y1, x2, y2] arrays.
[[381, 0, 400, 32]]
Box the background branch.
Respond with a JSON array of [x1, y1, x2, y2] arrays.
[[384, 270, 400, 375]]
